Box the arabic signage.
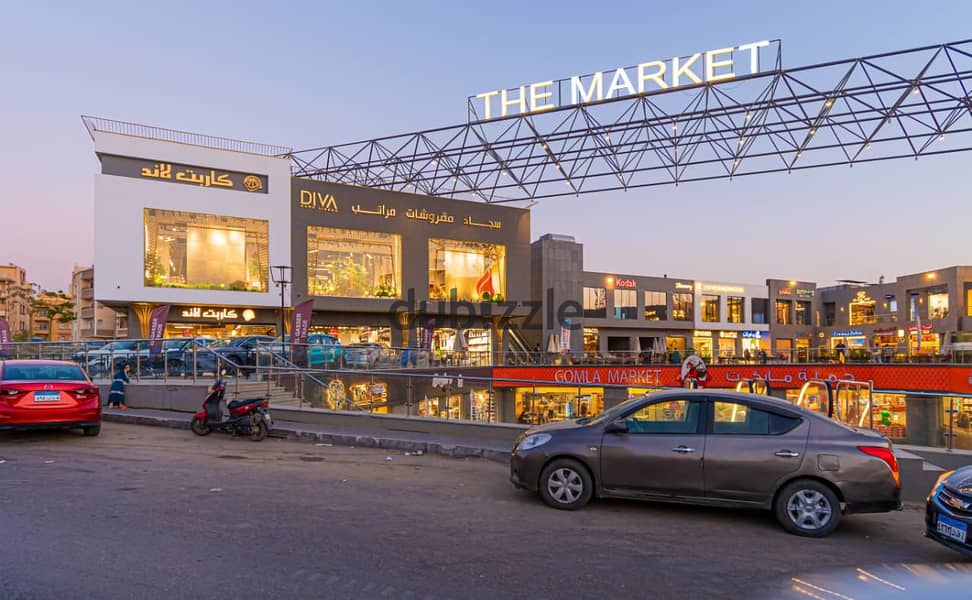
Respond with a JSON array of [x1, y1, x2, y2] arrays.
[[174, 306, 261, 322], [100, 155, 268, 193], [492, 365, 972, 394], [614, 278, 636, 289], [742, 331, 764, 339], [471, 40, 772, 121], [908, 324, 934, 332], [294, 190, 506, 230]]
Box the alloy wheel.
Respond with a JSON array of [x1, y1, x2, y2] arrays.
[[547, 468, 584, 504], [786, 489, 832, 531]]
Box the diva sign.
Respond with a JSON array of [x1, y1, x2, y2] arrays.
[[470, 40, 776, 121]]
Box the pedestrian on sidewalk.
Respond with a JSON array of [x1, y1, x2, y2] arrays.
[[108, 361, 131, 409]]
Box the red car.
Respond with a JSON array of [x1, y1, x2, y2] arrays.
[[0, 360, 102, 436]]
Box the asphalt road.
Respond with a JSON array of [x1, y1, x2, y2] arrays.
[[0, 424, 965, 600]]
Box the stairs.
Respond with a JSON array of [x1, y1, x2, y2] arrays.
[[225, 380, 298, 407]]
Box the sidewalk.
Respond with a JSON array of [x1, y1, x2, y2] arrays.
[[102, 408, 513, 462]]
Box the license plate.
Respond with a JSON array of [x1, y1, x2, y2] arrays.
[[33, 391, 60, 403], [938, 514, 968, 544]]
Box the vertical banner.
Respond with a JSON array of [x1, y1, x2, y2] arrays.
[[290, 299, 314, 366], [0, 317, 10, 355], [559, 318, 571, 354], [148, 305, 171, 356], [421, 318, 435, 350]]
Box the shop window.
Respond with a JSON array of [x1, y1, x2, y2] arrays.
[[428, 239, 506, 302], [702, 294, 720, 323], [614, 289, 637, 320], [624, 400, 700, 434], [144, 208, 269, 292], [713, 402, 801, 435], [583, 328, 599, 353], [307, 226, 401, 299], [672, 293, 694, 321], [795, 301, 811, 326], [850, 299, 876, 325], [966, 289, 972, 317], [751, 298, 768, 324], [928, 291, 949, 320], [889, 299, 898, 321], [824, 302, 836, 326], [644, 291, 667, 320], [584, 287, 606, 319], [775, 299, 791, 325], [727, 296, 744, 324], [516, 388, 604, 425]]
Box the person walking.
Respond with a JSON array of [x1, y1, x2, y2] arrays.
[[107, 361, 131, 409]]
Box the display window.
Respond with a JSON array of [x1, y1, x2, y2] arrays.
[[666, 336, 686, 352], [945, 397, 972, 450], [871, 393, 907, 439], [307, 226, 401, 298], [672, 293, 694, 321], [583, 328, 599, 353], [928, 290, 949, 320], [429, 238, 506, 302], [144, 208, 269, 292], [348, 382, 389, 413], [515, 387, 604, 425], [165, 323, 276, 338], [419, 394, 463, 419], [469, 390, 496, 423], [702, 295, 720, 322], [312, 326, 390, 347], [909, 333, 940, 356], [692, 336, 713, 361]]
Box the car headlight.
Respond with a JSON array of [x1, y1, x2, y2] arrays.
[[519, 433, 552, 451], [933, 470, 955, 492]]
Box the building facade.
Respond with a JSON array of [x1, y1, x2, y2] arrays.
[[0, 264, 30, 337], [71, 266, 128, 340]]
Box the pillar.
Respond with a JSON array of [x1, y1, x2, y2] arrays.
[[130, 302, 156, 339], [905, 394, 942, 447], [603, 387, 629, 411]]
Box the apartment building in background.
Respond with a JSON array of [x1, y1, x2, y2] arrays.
[[0, 264, 30, 337], [71, 266, 127, 340]]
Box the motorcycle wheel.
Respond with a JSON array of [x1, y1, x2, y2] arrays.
[[249, 417, 269, 442], [190, 417, 212, 436]]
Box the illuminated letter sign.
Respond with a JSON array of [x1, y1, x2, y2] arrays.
[[614, 278, 637, 288], [470, 41, 773, 121]]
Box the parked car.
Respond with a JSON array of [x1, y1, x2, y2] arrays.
[[73, 340, 142, 375], [926, 465, 972, 556], [147, 337, 219, 375], [509, 389, 901, 537], [210, 335, 275, 375], [342, 343, 383, 369], [0, 360, 102, 436], [272, 333, 342, 367]]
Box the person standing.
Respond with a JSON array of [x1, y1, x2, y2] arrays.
[[108, 361, 131, 409]]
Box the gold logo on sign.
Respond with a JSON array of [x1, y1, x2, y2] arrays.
[[243, 175, 264, 192], [299, 190, 338, 213]]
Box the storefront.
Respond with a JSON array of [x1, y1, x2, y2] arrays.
[[717, 331, 738, 360], [740, 330, 770, 356], [514, 386, 605, 425], [692, 330, 713, 361], [163, 305, 280, 338], [871, 393, 908, 439], [944, 397, 972, 450], [908, 324, 940, 356], [831, 329, 866, 360], [419, 388, 496, 421]]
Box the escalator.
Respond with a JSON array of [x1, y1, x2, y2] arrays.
[[505, 323, 535, 366]]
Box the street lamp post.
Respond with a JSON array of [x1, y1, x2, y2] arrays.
[[270, 265, 292, 363]]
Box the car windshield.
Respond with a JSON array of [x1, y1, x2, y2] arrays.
[[3, 364, 87, 381], [109, 341, 138, 351], [583, 393, 652, 425]]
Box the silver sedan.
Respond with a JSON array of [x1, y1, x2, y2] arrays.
[[509, 389, 902, 537]]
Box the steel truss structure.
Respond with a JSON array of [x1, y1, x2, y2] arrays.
[[292, 40, 972, 203]]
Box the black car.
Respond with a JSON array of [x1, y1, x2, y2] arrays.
[[926, 465, 972, 556], [210, 335, 274, 375]]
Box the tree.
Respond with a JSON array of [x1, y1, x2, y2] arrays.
[[37, 290, 76, 341]]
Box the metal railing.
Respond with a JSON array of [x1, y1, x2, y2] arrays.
[[81, 115, 292, 157]]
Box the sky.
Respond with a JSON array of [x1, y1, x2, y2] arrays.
[[1, 0, 970, 292]]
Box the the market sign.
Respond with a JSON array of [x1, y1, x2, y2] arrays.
[[471, 40, 773, 121]]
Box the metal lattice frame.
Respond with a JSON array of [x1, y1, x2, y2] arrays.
[[292, 40, 972, 203]]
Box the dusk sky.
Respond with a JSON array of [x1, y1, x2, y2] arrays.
[[2, 1, 970, 293]]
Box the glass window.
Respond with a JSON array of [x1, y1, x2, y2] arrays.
[[583, 328, 599, 353], [850, 299, 876, 325], [144, 208, 269, 292], [776, 299, 791, 325], [673, 293, 694, 321], [614, 289, 637, 320], [966, 289, 972, 317], [824, 302, 836, 326], [428, 239, 506, 302], [727, 296, 744, 324], [929, 291, 949, 320], [308, 226, 401, 298], [795, 301, 811, 325], [702, 294, 720, 322], [712, 402, 801, 435], [623, 400, 700, 434], [644, 291, 667, 320], [751, 298, 768, 324], [584, 287, 606, 319]]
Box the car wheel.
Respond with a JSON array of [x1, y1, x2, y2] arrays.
[[775, 479, 841, 537], [82, 424, 101, 437], [538, 459, 593, 510]]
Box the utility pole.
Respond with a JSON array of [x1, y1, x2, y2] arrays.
[[271, 265, 292, 362]]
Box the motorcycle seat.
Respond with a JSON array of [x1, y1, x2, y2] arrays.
[[227, 397, 267, 409]]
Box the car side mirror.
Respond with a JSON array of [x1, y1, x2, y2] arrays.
[[605, 420, 628, 434]]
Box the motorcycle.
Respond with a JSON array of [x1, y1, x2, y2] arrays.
[[190, 379, 273, 441]]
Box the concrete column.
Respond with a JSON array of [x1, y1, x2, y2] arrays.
[[603, 387, 629, 411], [905, 395, 942, 447]]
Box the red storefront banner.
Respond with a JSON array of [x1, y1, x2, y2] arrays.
[[147, 305, 171, 356], [290, 299, 314, 365], [492, 364, 972, 394]]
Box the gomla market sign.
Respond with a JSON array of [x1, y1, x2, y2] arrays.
[[471, 40, 773, 121]]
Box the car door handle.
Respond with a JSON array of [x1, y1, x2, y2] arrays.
[[775, 450, 800, 458], [672, 446, 696, 453]]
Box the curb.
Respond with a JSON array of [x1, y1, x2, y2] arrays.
[[103, 412, 512, 463]]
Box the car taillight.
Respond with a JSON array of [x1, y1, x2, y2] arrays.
[[0, 387, 27, 401], [858, 445, 901, 487]]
